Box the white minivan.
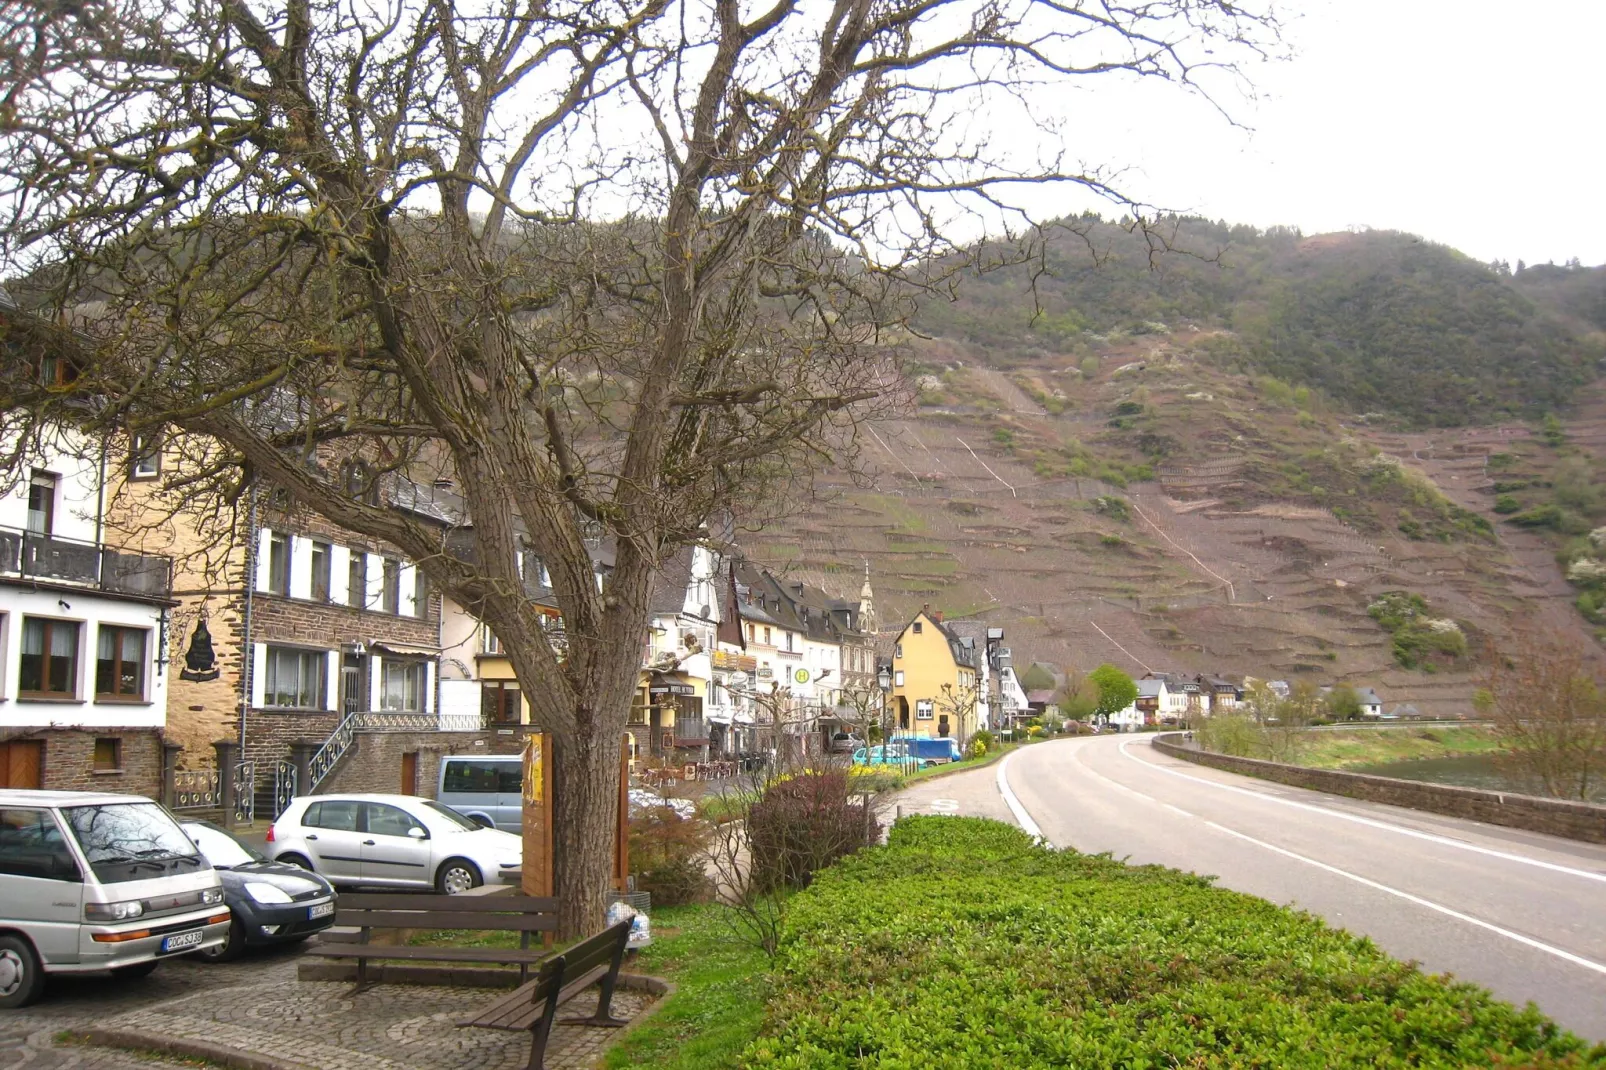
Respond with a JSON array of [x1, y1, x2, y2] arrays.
[[0, 790, 230, 1008]]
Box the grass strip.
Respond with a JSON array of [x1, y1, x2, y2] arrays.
[[742, 816, 1606, 1069]]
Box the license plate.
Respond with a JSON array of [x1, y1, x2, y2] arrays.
[[160, 930, 204, 954], [308, 901, 334, 919]]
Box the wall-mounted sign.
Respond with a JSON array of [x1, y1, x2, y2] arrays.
[[650, 683, 695, 695], [793, 668, 811, 684]]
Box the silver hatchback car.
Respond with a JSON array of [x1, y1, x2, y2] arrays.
[[265, 794, 523, 894]]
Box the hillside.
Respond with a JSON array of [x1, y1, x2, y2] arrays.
[[741, 223, 1606, 716]]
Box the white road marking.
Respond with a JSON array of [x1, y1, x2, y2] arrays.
[[997, 750, 1050, 845], [1203, 820, 1606, 979], [1061, 740, 1606, 979], [1119, 738, 1606, 888], [929, 798, 960, 813]]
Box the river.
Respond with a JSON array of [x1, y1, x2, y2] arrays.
[[1351, 752, 1606, 802]]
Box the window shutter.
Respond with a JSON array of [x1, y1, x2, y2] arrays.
[[399, 564, 418, 617], [365, 556, 383, 611], [325, 651, 340, 712], [328, 545, 350, 604], [254, 529, 273, 592], [369, 656, 382, 713], [424, 660, 436, 715], [289, 536, 313, 599], [251, 643, 267, 708]]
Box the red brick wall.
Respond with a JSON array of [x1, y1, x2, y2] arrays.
[[1152, 733, 1606, 845]]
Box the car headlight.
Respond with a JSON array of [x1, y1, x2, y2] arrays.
[[201, 887, 225, 905], [244, 882, 294, 905], [85, 899, 143, 921]]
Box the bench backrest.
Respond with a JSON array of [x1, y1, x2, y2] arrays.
[[334, 892, 560, 933], [525, 920, 632, 1002]]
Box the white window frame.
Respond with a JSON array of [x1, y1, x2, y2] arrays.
[[915, 699, 934, 720], [894, 670, 905, 687], [377, 657, 428, 713], [259, 645, 328, 711]]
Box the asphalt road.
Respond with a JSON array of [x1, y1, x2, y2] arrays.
[[892, 735, 1606, 1041]]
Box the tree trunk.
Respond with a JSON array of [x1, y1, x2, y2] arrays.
[[550, 725, 623, 939]]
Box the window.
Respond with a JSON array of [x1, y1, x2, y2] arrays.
[[340, 460, 380, 505], [39, 352, 76, 388], [263, 646, 327, 709], [747, 624, 754, 642], [364, 803, 422, 838], [0, 808, 79, 880], [302, 800, 359, 831], [480, 624, 503, 655], [348, 552, 367, 608], [310, 542, 331, 602], [20, 617, 78, 697], [443, 759, 521, 794], [913, 621, 923, 634], [763, 627, 771, 645], [381, 559, 401, 614], [379, 657, 426, 712], [95, 626, 146, 699], [894, 670, 905, 687], [130, 434, 161, 479], [916, 699, 934, 720], [481, 680, 521, 724], [93, 737, 121, 771], [26, 472, 55, 535], [265, 531, 290, 595], [895, 643, 903, 658]]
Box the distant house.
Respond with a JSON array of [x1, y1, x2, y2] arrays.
[[1196, 674, 1243, 712], [1141, 672, 1197, 720], [1386, 703, 1420, 720], [1024, 689, 1060, 720], [1354, 688, 1384, 718]]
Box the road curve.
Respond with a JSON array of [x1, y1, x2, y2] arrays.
[[898, 735, 1606, 1040]]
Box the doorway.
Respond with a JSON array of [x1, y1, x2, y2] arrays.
[[341, 652, 369, 714], [400, 751, 418, 796], [0, 740, 43, 788]]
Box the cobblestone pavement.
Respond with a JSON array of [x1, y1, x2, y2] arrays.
[[3, 946, 654, 1070]]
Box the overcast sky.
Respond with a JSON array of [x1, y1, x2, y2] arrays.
[[1043, 0, 1603, 267]]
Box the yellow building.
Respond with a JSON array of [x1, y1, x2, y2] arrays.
[[890, 608, 980, 744]]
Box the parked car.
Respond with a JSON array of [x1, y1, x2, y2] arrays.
[[0, 790, 230, 1009], [437, 755, 522, 832], [627, 788, 697, 820], [851, 745, 930, 770], [180, 820, 336, 962], [829, 732, 863, 755], [266, 794, 522, 893]]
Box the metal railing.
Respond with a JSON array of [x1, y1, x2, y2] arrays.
[[234, 761, 256, 823], [0, 525, 173, 597], [306, 710, 360, 790], [172, 768, 221, 810]]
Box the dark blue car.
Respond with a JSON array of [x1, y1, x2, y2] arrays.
[[180, 820, 337, 962]]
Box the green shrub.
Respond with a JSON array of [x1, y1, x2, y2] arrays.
[[741, 817, 1605, 1069], [1509, 502, 1563, 528], [1494, 493, 1521, 514]]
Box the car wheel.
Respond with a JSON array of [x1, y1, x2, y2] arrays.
[[436, 858, 482, 895], [195, 919, 245, 963], [0, 935, 44, 1009], [276, 853, 313, 871], [110, 960, 159, 980]]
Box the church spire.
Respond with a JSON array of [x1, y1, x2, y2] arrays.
[[857, 561, 876, 634]]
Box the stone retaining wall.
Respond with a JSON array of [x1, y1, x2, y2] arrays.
[[1151, 733, 1606, 845]]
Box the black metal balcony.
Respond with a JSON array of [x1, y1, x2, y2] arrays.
[[0, 525, 173, 598]]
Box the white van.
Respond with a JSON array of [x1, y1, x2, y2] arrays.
[[0, 790, 230, 1008], [437, 755, 522, 832]]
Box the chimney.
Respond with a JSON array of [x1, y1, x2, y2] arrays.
[[933, 609, 943, 623], [922, 603, 930, 616]]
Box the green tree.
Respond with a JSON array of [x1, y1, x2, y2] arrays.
[[1055, 671, 1099, 721], [1089, 664, 1138, 719], [1326, 684, 1363, 721]]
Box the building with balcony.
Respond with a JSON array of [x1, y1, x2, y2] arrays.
[[0, 433, 176, 796]]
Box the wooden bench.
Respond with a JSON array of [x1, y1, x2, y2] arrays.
[[458, 919, 632, 1070], [306, 892, 559, 988]]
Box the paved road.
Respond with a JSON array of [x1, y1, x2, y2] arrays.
[[896, 736, 1606, 1041]]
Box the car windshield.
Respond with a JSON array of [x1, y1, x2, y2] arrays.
[[64, 802, 205, 883], [420, 799, 482, 831], [183, 822, 263, 868]]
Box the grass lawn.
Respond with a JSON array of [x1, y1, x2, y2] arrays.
[[604, 904, 768, 1070], [1295, 726, 1507, 770]]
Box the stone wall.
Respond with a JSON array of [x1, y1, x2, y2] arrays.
[[1151, 733, 1606, 845], [1, 727, 165, 798], [317, 727, 530, 798]]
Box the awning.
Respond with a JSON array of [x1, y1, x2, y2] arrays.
[[648, 672, 696, 696], [370, 641, 442, 657]]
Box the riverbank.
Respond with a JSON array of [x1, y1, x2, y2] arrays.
[[1297, 725, 1507, 770]]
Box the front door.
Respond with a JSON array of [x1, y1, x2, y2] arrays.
[[359, 802, 433, 886], [0, 807, 83, 964], [300, 799, 366, 881], [340, 653, 368, 714], [0, 741, 43, 788], [400, 752, 418, 796]]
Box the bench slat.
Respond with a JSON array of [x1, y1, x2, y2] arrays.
[[337, 893, 559, 912], [463, 964, 609, 1031], [307, 945, 551, 965], [334, 909, 558, 932]]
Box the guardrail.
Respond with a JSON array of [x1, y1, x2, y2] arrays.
[[0, 524, 172, 597]]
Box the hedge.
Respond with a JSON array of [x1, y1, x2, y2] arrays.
[[741, 817, 1604, 1069]]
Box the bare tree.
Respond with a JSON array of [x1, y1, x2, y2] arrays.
[[0, 0, 1280, 935], [1477, 626, 1606, 802]]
